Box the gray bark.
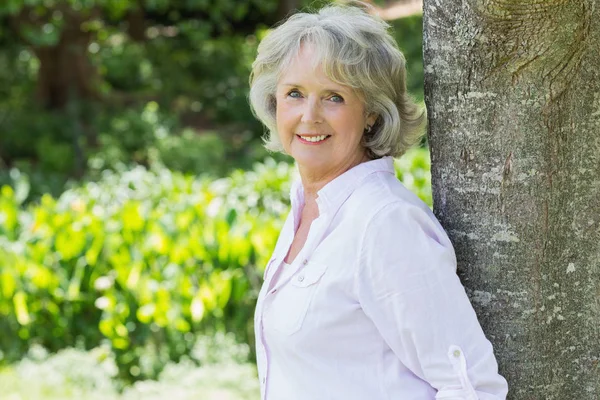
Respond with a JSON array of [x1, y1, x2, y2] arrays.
[[423, 1, 600, 399]]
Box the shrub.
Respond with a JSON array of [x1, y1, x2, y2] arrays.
[[0, 157, 292, 381], [0, 148, 431, 381], [0, 334, 260, 400]]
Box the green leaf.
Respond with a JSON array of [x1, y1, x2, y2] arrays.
[[190, 294, 205, 322], [136, 303, 155, 324], [54, 226, 86, 260], [1, 269, 16, 299], [122, 202, 145, 232], [13, 291, 31, 325]]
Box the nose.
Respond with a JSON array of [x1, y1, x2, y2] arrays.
[[300, 97, 323, 124]]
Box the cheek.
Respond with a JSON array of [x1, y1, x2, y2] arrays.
[[275, 103, 294, 129], [336, 113, 366, 142]]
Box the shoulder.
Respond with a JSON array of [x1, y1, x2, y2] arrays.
[[349, 172, 455, 257], [350, 172, 441, 228], [352, 175, 459, 300]]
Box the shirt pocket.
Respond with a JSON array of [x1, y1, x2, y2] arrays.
[[271, 262, 328, 335]]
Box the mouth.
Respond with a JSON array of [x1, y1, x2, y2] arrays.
[[296, 134, 331, 144]]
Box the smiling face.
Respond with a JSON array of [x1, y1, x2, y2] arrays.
[[275, 44, 376, 181]]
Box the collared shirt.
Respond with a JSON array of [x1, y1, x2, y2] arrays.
[[254, 156, 508, 400]]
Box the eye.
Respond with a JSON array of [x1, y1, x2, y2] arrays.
[[329, 94, 344, 103], [287, 89, 302, 98]]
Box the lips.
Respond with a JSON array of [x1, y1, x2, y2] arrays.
[[296, 134, 331, 143]]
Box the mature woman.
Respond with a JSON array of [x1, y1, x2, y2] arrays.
[[249, 3, 508, 400]]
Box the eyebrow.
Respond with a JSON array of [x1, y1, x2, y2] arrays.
[[279, 83, 349, 94]]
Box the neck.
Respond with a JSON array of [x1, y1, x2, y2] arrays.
[[298, 151, 369, 202]]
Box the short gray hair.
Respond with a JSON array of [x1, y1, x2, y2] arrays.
[[249, 2, 426, 159]]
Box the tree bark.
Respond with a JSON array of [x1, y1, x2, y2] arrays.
[[32, 13, 98, 109], [423, 1, 600, 399], [9, 6, 100, 110]]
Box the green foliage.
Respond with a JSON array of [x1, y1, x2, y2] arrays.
[[0, 0, 429, 382], [0, 335, 260, 400], [1, 103, 76, 173], [390, 14, 424, 102], [0, 1, 425, 200], [0, 148, 431, 381], [0, 157, 292, 381], [85, 101, 281, 180], [152, 129, 226, 175], [395, 147, 432, 206], [0, 0, 273, 197], [0, 345, 119, 399]]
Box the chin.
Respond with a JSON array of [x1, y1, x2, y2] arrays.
[[295, 156, 331, 171]]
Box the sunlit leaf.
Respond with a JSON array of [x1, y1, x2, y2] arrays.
[[31, 264, 55, 289], [199, 283, 217, 311], [1, 269, 16, 299], [54, 227, 86, 260], [126, 261, 143, 289], [13, 291, 31, 325], [112, 337, 129, 349], [190, 293, 205, 322], [115, 323, 128, 337], [99, 318, 114, 337], [175, 318, 190, 332], [122, 201, 145, 232], [137, 303, 155, 324], [67, 259, 86, 300]]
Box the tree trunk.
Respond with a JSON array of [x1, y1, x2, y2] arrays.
[[423, 1, 600, 399], [277, 0, 303, 20], [33, 14, 98, 110]]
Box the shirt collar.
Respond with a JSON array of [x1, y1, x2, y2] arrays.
[[289, 156, 395, 214]]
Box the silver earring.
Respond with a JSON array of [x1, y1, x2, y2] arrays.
[[365, 125, 372, 134]]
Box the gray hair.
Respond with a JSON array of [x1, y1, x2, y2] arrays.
[[248, 2, 426, 159]]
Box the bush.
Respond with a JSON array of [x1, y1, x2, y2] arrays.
[[0, 157, 292, 382], [390, 14, 424, 102], [0, 148, 431, 382], [0, 333, 260, 400], [395, 147, 431, 206]]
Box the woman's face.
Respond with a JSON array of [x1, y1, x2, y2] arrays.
[[275, 44, 376, 178]]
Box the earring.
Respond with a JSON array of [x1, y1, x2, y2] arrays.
[[365, 125, 372, 134]]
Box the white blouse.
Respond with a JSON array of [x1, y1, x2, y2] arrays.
[[254, 156, 508, 400]]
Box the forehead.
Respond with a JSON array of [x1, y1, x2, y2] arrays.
[[281, 48, 330, 83], [278, 43, 355, 91]]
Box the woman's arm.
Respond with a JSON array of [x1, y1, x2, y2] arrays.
[[355, 201, 508, 400]]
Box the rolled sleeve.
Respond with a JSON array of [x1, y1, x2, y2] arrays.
[[356, 201, 508, 400]]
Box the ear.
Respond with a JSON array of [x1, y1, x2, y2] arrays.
[[366, 112, 378, 128]]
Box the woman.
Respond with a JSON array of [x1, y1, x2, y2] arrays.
[[249, 3, 508, 400]]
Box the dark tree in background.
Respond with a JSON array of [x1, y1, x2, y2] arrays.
[[0, 0, 424, 201], [424, 0, 599, 398], [2, 1, 286, 110], [0, 0, 291, 188]]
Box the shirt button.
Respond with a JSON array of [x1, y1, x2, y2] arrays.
[[262, 377, 266, 384], [453, 349, 461, 358], [297, 275, 305, 282], [302, 259, 308, 265]]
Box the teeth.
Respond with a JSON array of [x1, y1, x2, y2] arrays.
[[300, 135, 329, 142]]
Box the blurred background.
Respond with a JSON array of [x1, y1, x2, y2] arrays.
[[0, 0, 427, 398]]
